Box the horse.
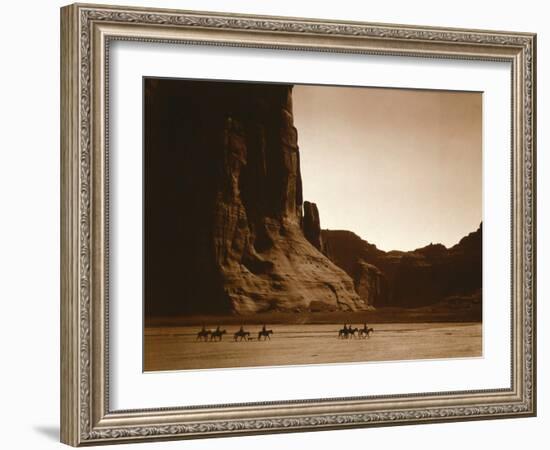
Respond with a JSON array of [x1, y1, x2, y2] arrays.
[[196, 329, 211, 341], [347, 327, 359, 339], [258, 329, 273, 341], [234, 329, 250, 341], [210, 329, 227, 341], [359, 326, 374, 338], [338, 327, 349, 339], [338, 325, 358, 339]]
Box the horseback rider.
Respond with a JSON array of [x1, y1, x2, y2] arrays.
[[239, 325, 244, 333], [258, 324, 272, 341]]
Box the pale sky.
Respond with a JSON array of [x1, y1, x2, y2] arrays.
[[293, 85, 482, 252]]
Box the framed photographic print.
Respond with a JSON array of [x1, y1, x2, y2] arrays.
[[60, 3, 537, 446]]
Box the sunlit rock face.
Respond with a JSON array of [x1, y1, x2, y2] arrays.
[[145, 79, 367, 316]]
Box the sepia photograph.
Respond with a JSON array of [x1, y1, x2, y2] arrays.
[[143, 78, 483, 372]]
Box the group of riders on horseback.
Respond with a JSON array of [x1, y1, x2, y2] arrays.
[[338, 323, 374, 339], [196, 325, 227, 341], [196, 323, 374, 341], [196, 324, 273, 342]]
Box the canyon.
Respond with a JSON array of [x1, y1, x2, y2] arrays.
[[145, 79, 481, 317]]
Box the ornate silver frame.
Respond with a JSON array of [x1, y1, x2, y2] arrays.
[[60, 3, 536, 446]]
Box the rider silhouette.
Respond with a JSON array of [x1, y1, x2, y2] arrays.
[[262, 324, 267, 332]]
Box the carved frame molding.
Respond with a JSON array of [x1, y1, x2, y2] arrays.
[[61, 3, 536, 446]]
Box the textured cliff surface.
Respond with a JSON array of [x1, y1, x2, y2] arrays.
[[145, 79, 366, 316], [354, 261, 389, 306], [322, 224, 482, 308]]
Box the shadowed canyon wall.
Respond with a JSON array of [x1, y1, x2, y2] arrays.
[[145, 79, 367, 316], [322, 224, 482, 309]]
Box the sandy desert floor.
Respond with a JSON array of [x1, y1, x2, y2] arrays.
[[144, 322, 482, 371]]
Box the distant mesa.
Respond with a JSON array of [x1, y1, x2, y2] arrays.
[[145, 79, 482, 317], [322, 223, 482, 309]]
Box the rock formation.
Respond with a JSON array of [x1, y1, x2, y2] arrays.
[[302, 201, 323, 251], [322, 224, 482, 308], [353, 261, 389, 307], [145, 79, 367, 316]]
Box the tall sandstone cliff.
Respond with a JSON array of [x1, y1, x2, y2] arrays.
[[145, 79, 367, 316]]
